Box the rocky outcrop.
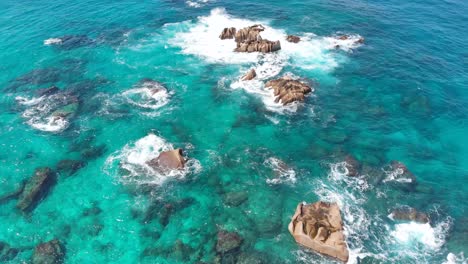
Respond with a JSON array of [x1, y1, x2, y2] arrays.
[[265, 76, 313, 105], [219, 27, 236, 40], [216, 230, 243, 254], [147, 149, 186, 171], [288, 201, 349, 263], [32, 239, 65, 264], [390, 207, 429, 224], [220, 24, 281, 53], [344, 155, 361, 177], [17, 168, 56, 212], [235, 39, 281, 53], [286, 35, 301, 43], [241, 69, 256, 81]]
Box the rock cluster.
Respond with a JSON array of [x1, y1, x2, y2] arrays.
[[288, 201, 349, 263], [219, 24, 281, 53], [265, 76, 313, 105]]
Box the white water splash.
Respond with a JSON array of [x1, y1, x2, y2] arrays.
[[44, 38, 63, 45], [264, 157, 296, 185], [105, 134, 201, 186], [122, 81, 170, 110]]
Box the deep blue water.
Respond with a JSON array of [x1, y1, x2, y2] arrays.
[[0, 0, 467, 263]]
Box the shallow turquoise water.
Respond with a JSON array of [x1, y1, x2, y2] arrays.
[[0, 0, 467, 263]]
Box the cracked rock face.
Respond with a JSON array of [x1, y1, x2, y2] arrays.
[[265, 77, 313, 105], [288, 201, 349, 263]]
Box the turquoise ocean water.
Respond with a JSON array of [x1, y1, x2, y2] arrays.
[[0, 0, 467, 263]]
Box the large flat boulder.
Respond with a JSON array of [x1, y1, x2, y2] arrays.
[[288, 201, 349, 263], [265, 77, 313, 105], [146, 149, 186, 171], [16, 168, 56, 212]]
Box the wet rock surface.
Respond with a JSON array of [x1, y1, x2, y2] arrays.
[[147, 148, 186, 171], [219, 27, 236, 39], [286, 35, 300, 43], [241, 69, 256, 81], [265, 76, 312, 105], [288, 201, 349, 263]]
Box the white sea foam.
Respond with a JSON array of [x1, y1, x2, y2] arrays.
[[444, 253, 467, 264], [122, 85, 170, 110], [27, 116, 69, 132], [105, 134, 201, 186], [390, 220, 449, 249], [15, 95, 45, 106], [16, 93, 76, 133], [264, 157, 296, 184], [166, 8, 351, 70], [323, 34, 364, 52], [186, 0, 212, 8], [44, 38, 63, 45]]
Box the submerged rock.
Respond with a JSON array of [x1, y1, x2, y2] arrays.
[[265, 76, 313, 105], [0, 242, 19, 262], [344, 155, 361, 177], [0, 181, 25, 204], [241, 69, 256, 81], [57, 160, 85, 176], [390, 207, 429, 224], [223, 191, 248, 207], [383, 161, 417, 190], [286, 35, 301, 43], [288, 201, 349, 263], [36, 86, 59, 97], [46, 35, 94, 50], [219, 27, 236, 40], [216, 230, 243, 254], [32, 239, 65, 264], [16, 168, 56, 212], [147, 149, 186, 171]]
